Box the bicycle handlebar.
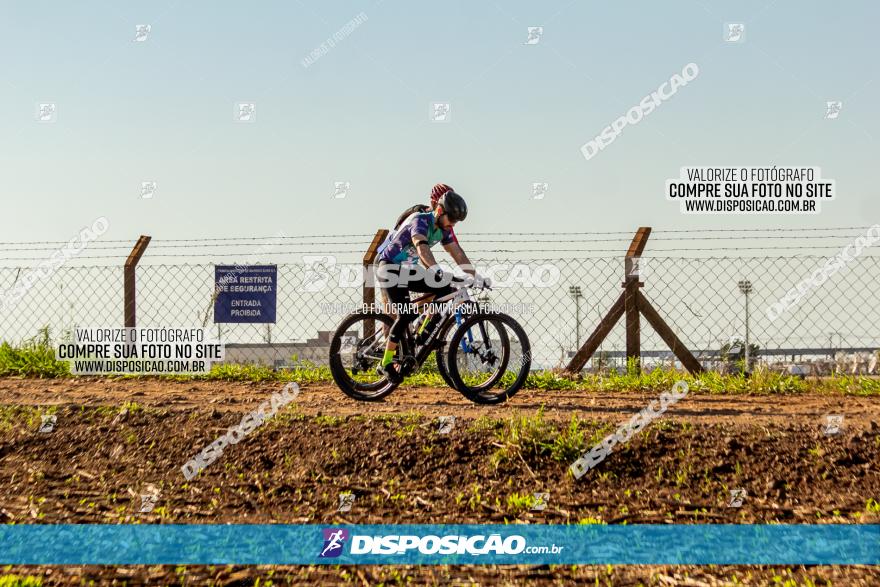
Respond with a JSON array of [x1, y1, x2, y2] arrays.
[[450, 275, 492, 291]]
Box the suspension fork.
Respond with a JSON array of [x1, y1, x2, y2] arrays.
[[456, 302, 497, 355], [471, 317, 495, 357], [454, 309, 475, 353]]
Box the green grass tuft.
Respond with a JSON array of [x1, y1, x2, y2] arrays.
[[0, 328, 69, 378], [491, 408, 596, 466]]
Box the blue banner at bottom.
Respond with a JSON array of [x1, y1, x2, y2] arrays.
[[0, 524, 876, 565]]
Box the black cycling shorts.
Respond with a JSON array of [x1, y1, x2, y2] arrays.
[[376, 261, 455, 342]]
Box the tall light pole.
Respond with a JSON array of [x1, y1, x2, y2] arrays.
[[569, 286, 583, 352], [737, 280, 753, 372]]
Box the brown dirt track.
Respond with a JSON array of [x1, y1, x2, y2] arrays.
[[1, 376, 878, 586], [4, 376, 880, 426]]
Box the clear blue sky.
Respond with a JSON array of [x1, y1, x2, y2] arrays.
[[1, 0, 877, 244]]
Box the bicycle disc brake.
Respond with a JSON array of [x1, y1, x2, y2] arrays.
[[472, 342, 498, 366]]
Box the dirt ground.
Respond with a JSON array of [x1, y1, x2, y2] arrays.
[[3, 376, 879, 427], [0, 376, 878, 586]]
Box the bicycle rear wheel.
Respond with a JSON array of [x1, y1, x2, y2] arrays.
[[329, 310, 398, 401], [447, 312, 530, 404]]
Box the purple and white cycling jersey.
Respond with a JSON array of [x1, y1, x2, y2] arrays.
[[377, 211, 456, 265]]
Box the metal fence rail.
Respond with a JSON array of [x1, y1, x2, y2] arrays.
[[1, 227, 878, 372]]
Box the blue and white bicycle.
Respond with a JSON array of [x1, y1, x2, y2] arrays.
[[328, 279, 531, 404]]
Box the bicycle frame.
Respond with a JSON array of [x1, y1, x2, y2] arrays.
[[404, 285, 494, 369]]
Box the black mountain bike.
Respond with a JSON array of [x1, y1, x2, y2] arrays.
[[328, 281, 531, 404]]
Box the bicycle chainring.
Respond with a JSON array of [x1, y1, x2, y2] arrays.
[[400, 355, 418, 376]]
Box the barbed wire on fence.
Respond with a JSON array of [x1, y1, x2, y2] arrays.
[[2, 226, 877, 263]]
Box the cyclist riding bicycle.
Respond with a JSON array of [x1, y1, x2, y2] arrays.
[[374, 190, 489, 383], [377, 182, 455, 307]]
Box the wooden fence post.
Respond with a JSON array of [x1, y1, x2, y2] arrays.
[[624, 227, 651, 373], [564, 227, 704, 375], [362, 229, 389, 337], [123, 236, 151, 327], [637, 292, 704, 374]]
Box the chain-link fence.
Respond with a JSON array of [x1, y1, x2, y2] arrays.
[[1, 228, 878, 373]]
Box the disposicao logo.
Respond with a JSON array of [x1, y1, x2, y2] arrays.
[[319, 528, 349, 558], [317, 529, 563, 558], [349, 534, 527, 555]]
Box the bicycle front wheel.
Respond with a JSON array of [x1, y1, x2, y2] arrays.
[[447, 312, 530, 404]]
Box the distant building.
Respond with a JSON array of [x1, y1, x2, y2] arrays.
[[222, 331, 334, 367]]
